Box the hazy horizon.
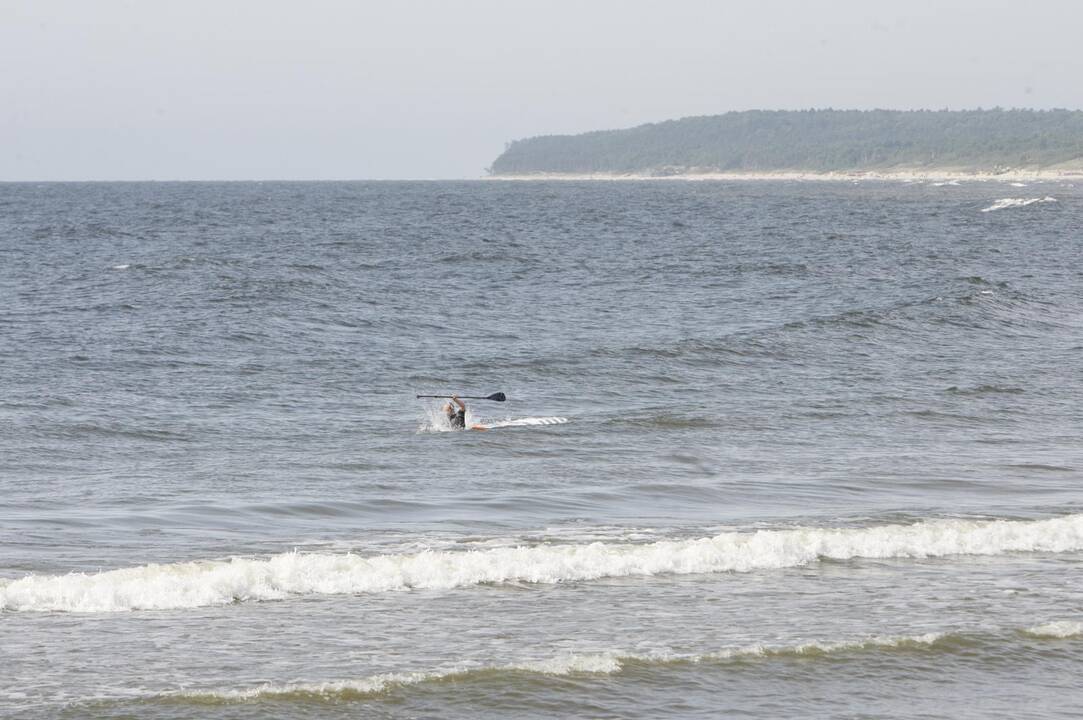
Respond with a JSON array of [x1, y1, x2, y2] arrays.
[[4, 0, 1082, 181]]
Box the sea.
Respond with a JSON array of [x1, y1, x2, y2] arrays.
[[2, 178, 1081, 719]]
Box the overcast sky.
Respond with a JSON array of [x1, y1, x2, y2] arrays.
[[3, 0, 1081, 180]]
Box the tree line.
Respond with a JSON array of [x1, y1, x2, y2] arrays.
[[489, 109, 1083, 174]]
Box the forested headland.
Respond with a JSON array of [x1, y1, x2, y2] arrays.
[[489, 109, 1083, 176]]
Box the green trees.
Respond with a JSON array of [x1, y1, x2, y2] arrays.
[[490, 109, 1083, 174]]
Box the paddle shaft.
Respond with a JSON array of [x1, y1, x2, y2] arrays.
[[416, 393, 506, 401]]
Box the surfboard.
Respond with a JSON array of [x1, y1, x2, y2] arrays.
[[472, 416, 569, 430]]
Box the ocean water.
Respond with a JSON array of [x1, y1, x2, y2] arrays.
[[2, 179, 1082, 718]]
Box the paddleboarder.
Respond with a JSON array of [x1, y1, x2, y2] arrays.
[[442, 395, 491, 431], [443, 395, 467, 430], [416, 392, 506, 431]]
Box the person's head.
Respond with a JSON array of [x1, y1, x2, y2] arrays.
[[443, 402, 453, 415]]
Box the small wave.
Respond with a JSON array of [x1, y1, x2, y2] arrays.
[[171, 672, 435, 703], [616, 414, 718, 430], [510, 651, 624, 675], [980, 196, 1057, 212], [164, 636, 937, 703], [1023, 621, 1083, 639], [945, 384, 1024, 396], [4, 514, 1083, 613], [166, 653, 626, 704], [1003, 463, 1075, 473], [730, 262, 809, 276], [438, 251, 528, 264], [958, 275, 1008, 287], [48, 423, 190, 442], [57, 624, 1083, 710], [163, 633, 950, 704], [613, 338, 770, 364], [705, 632, 949, 661]]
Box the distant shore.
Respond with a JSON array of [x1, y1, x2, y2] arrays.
[[488, 169, 1083, 183]]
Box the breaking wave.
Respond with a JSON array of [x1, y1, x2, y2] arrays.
[[1023, 621, 1083, 639], [44, 622, 1081, 710], [981, 196, 1057, 212], [166, 633, 949, 703], [163, 625, 1081, 705], [4, 514, 1083, 613]]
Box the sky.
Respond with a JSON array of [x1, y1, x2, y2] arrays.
[[2, 0, 1082, 180]]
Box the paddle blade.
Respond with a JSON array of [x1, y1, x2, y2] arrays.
[[487, 392, 507, 402]]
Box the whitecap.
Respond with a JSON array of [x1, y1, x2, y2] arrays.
[[511, 652, 624, 675], [1023, 621, 1083, 638], [173, 671, 435, 701], [5, 514, 1083, 613], [980, 197, 1057, 212]]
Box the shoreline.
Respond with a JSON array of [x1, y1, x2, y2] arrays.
[[487, 169, 1083, 183]]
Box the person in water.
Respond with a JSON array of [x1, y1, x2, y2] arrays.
[[443, 395, 488, 431], [444, 395, 467, 429]]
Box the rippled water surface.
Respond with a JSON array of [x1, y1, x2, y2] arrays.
[[2, 180, 1082, 718]]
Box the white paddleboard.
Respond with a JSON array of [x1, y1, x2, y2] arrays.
[[474, 416, 569, 430]]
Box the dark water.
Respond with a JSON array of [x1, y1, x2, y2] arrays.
[[2, 179, 1082, 718]]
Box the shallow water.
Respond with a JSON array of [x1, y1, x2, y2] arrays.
[[2, 179, 1081, 717]]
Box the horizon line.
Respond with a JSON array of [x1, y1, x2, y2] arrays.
[[0, 177, 489, 184]]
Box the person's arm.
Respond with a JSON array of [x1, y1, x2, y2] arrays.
[[451, 395, 466, 410]]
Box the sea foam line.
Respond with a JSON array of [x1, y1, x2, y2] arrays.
[[167, 633, 952, 703], [980, 196, 1057, 212], [170, 654, 625, 703], [1023, 621, 1083, 639], [45, 624, 1082, 707], [4, 514, 1083, 613]]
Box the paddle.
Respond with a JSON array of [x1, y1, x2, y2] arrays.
[[415, 392, 507, 402]]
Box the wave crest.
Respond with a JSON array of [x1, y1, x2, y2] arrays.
[[4, 514, 1083, 613], [981, 196, 1057, 212], [166, 633, 948, 704], [1023, 621, 1083, 639]]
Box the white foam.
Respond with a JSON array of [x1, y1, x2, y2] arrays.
[[1024, 621, 1083, 638], [170, 654, 624, 702], [416, 403, 473, 433], [416, 403, 497, 432], [167, 633, 944, 702], [175, 672, 434, 701], [417, 405, 453, 432], [980, 196, 1057, 212], [697, 632, 946, 663], [111, 264, 130, 270], [511, 652, 624, 675], [5, 514, 1083, 613], [171, 657, 623, 703], [762, 631, 944, 655]]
